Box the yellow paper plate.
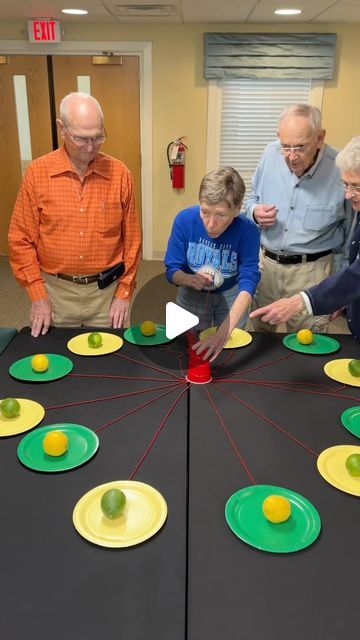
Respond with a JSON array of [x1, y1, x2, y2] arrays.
[[0, 399, 45, 437], [67, 332, 123, 356], [199, 327, 252, 349], [324, 359, 360, 387], [72, 480, 167, 547], [317, 445, 360, 496]]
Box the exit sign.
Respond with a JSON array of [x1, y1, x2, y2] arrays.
[[27, 19, 61, 43]]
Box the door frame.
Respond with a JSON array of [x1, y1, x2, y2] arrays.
[[0, 40, 153, 259]]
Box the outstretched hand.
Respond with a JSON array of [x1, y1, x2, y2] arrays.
[[249, 295, 305, 325]]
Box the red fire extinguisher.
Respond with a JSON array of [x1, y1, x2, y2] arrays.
[[167, 137, 187, 189]]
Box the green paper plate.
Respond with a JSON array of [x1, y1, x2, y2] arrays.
[[123, 324, 172, 346], [225, 484, 321, 553], [341, 407, 360, 439], [283, 333, 340, 355], [17, 423, 99, 472], [9, 353, 73, 382]]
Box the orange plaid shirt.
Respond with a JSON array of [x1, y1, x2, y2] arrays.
[[8, 146, 141, 302]]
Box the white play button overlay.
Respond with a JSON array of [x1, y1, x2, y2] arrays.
[[165, 302, 199, 339]]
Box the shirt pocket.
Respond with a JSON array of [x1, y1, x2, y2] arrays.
[[304, 205, 337, 231], [100, 200, 122, 237]]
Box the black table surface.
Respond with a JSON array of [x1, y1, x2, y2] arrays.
[[1, 328, 360, 639]]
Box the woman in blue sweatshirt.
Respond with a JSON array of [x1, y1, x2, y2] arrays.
[[165, 167, 260, 360]]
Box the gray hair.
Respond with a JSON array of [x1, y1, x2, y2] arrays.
[[279, 104, 322, 132], [336, 136, 360, 172], [59, 92, 104, 126], [199, 167, 245, 210]]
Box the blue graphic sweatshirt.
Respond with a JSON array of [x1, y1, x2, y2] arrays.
[[165, 205, 260, 295]]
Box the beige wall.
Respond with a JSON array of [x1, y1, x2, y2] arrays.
[[1, 21, 360, 255]]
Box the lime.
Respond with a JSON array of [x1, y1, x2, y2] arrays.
[[100, 488, 126, 519], [345, 453, 360, 476], [296, 329, 313, 345], [262, 494, 291, 523], [348, 359, 360, 377], [42, 430, 68, 456], [0, 397, 21, 419], [31, 354, 49, 372], [140, 321, 156, 337], [88, 332, 103, 348]]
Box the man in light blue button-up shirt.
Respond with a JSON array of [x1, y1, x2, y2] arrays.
[[245, 104, 352, 333]]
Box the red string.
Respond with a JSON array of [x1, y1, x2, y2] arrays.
[[212, 382, 317, 457], [128, 385, 190, 480], [213, 377, 360, 403], [69, 373, 176, 382], [114, 352, 182, 380], [166, 344, 186, 378], [95, 383, 186, 433], [218, 352, 295, 378], [45, 381, 182, 411], [204, 386, 257, 485]]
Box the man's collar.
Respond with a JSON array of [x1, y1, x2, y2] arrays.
[[49, 146, 111, 179]]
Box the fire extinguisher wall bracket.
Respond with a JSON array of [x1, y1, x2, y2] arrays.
[[167, 137, 187, 189]]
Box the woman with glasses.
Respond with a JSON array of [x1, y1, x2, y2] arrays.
[[8, 92, 141, 337], [250, 136, 360, 342], [245, 103, 352, 334]]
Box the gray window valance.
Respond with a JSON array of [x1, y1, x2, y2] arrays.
[[204, 33, 337, 80]]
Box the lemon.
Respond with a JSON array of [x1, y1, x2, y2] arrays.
[[348, 359, 360, 377], [88, 332, 103, 348], [345, 453, 360, 476], [31, 354, 49, 372], [296, 329, 313, 345], [0, 397, 21, 419], [262, 494, 291, 523], [140, 320, 156, 337], [42, 430, 68, 456], [100, 488, 126, 519]]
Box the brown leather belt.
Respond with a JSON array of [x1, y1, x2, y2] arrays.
[[263, 248, 332, 265], [50, 273, 99, 285]]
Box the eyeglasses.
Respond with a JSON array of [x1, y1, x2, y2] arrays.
[[340, 180, 360, 194], [63, 125, 107, 147], [279, 132, 319, 156]]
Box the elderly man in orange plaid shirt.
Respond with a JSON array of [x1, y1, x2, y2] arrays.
[[8, 92, 141, 337]]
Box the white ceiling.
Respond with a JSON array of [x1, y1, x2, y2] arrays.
[[2, 0, 360, 24]]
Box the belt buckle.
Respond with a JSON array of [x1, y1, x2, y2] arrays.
[[73, 275, 88, 285]]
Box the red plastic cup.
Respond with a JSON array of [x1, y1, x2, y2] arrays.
[[186, 349, 212, 383]]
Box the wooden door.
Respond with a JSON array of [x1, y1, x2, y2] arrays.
[[0, 56, 52, 254], [51, 56, 142, 223]]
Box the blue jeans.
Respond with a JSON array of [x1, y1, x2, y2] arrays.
[[176, 284, 248, 330]]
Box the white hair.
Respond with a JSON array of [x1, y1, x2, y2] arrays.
[[279, 104, 322, 132], [336, 136, 360, 172], [59, 92, 103, 125]]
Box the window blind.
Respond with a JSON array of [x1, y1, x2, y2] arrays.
[[218, 78, 312, 197]]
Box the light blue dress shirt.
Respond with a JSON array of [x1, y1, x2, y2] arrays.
[[244, 141, 352, 256]]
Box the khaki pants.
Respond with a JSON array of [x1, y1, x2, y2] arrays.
[[249, 251, 333, 333], [43, 272, 118, 327]]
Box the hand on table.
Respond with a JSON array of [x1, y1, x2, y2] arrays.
[[109, 297, 130, 328], [249, 294, 305, 325], [30, 299, 54, 337], [253, 204, 278, 228]]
